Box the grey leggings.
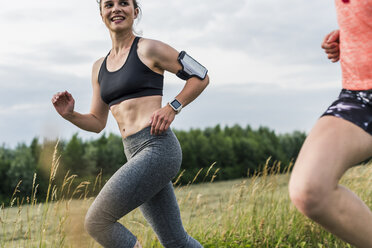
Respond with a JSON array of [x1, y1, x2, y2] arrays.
[[84, 127, 203, 248]]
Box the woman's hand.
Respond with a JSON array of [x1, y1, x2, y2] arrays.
[[149, 104, 176, 135], [52, 90, 75, 119], [321, 30, 340, 63]]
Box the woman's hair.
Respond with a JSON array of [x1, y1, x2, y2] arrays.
[[96, 0, 140, 13]]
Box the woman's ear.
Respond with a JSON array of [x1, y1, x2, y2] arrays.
[[134, 8, 139, 19]]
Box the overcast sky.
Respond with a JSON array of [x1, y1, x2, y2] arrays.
[[0, 0, 342, 147]]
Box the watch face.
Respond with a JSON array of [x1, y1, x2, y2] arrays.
[[171, 99, 182, 109]]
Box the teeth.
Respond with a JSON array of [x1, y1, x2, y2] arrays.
[[112, 17, 124, 21]]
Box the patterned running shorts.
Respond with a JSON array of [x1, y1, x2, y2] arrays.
[[322, 89, 372, 136]]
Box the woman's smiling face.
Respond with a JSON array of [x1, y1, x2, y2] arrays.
[[100, 0, 139, 32]]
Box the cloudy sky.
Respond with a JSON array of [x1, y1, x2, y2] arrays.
[[0, 0, 341, 147]]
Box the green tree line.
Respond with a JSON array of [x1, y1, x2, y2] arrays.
[[0, 124, 306, 204]]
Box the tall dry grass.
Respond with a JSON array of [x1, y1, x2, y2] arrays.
[[1, 144, 371, 247]]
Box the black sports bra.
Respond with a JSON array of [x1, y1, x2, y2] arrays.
[[98, 37, 164, 107]]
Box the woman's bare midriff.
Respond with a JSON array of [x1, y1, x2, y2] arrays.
[[110, 95, 162, 138]]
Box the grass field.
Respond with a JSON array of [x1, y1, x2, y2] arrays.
[[1, 157, 372, 247]]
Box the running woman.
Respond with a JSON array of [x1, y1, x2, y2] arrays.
[[51, 0, 209, 247], [289, 1, 372, 247]]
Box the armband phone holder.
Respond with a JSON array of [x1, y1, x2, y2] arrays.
[[176, 51, 208, 80]]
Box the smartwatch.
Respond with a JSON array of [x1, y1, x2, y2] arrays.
[[168, 99, 183, 114]]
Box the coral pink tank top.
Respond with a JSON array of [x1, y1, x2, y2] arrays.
[[335, 0, 372, 90]]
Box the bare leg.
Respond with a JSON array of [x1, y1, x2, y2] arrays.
[[289, 116, 372, 248]]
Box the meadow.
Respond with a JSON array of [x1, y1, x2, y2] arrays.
[[1, 148, 371, 247]]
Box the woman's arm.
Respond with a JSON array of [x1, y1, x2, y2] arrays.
[[140, 39, 209, 135], [52, 58, 109, 133]]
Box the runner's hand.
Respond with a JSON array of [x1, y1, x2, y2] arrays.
[[321, 30, 340, 63], [149, 105, 176, 135], [52, 91, 75, 118]]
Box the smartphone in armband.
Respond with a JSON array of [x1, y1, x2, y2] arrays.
[[176, 51, 208, 81]]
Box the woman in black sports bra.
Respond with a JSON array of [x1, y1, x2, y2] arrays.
[[51, 0, 209, 247]]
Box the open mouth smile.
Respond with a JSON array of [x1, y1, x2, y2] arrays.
[[111, 16, 125, 23]]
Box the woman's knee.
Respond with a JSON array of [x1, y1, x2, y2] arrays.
[[84, 206, 101, 237], [84, 204, 113, 237], [289, 173, 332, 219]]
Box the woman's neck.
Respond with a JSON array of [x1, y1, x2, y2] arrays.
[[109, 31, 136, 56]]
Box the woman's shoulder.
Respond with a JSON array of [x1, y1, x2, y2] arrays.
[[92, 57, 106, 72], [91, 57, 106, 81], [138, 37, 165, 47], [137, 37, 174, 58]]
